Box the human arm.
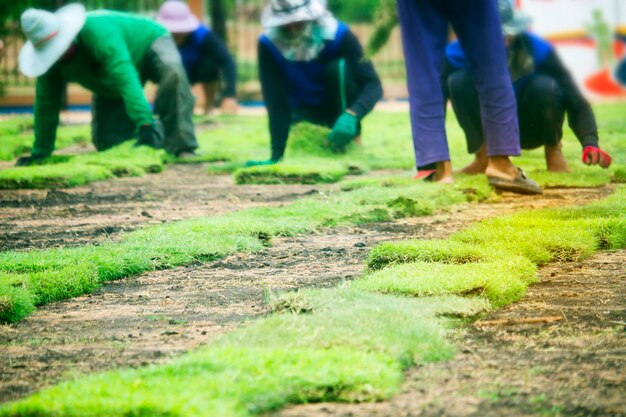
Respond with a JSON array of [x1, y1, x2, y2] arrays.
[[201, 30, 237, 99], [337, 30, 383, 118], [258, 39, 291, 161]]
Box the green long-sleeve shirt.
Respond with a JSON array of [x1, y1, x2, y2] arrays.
[[33, 11, 168, 156]]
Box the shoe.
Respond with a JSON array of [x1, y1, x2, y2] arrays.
[[487, 168, 543, 195]]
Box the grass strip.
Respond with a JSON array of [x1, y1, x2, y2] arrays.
[[233, 123, 366, 185], [0, 117, 91, 161], [0, 177, 491, 323], [0, 290, 487, 417], [0, 142, 165, 189], [361, 186, 626, 307], [1, 188, 623, 416]]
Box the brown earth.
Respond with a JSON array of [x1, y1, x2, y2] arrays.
[[0, 164, 623, 416]]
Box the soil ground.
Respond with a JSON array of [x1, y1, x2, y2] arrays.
[[0, 163, 623, 416]]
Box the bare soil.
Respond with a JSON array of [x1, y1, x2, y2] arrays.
[[0, 165, 622, 416]]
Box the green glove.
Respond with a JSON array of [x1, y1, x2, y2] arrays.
[[245, 159, 280, 167], [328, 112, 358, 148]]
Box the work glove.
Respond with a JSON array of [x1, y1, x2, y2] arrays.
[[245, 158, 280, 167], [15, 154, 46, 167], [582, 146, 612, 169], [135, 124, 163, 149], [328, 112, 358, 149]]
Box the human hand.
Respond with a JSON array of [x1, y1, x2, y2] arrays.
[[135, 124, 163, 149], [328, 112, 358, 149], [582, 146, 612, 168]]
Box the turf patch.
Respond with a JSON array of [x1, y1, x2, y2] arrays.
[[364, 185, 626, 307], [233, 123, 366, 185], [0, 289, 489, 416], [0, 142, 165, 189], [0, 117, 91, 161]]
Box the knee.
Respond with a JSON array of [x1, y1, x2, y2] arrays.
[[447, 70, 474, 99], [526, 75, 563, 108]]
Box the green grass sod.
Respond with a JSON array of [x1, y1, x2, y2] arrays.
[[0, 177, 491, 323], [361, 186, 626, 308], [0, 117, 91, 161], [0, 142, 165, 189], [2, 188, 623, 416], [0, 290, 488, 417]]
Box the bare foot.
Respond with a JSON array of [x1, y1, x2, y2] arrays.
[[434, 160, 454, 183], [485, 155, 519, 180], [353, 135, 363, 146], [456, 146, 487, 175], [545, 143, 570, 172]]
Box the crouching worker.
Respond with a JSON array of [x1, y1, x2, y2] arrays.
[[157, 0, 238, 115], [16, 3, 198, 166], [246, 0, 383, 167], [445, 0, 612, 174]]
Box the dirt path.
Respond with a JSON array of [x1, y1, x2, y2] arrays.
[[0, 168, 618, 407]]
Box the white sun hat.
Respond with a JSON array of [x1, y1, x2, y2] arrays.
[[499, 0, 532, 36], [18, 3, 86, 78], [157, 0, 201, 34], [261, 0, 328, 29]]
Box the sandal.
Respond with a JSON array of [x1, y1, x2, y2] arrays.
[[487, 168, 543, 195]]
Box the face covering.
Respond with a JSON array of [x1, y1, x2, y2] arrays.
[[267, 21, 327, 61]]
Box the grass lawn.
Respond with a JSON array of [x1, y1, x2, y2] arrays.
[[1, 103, 624, 188]]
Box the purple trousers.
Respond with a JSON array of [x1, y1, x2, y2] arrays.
[[397, 0, 521, 168]]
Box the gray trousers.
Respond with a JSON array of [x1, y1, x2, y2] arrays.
[[91, 36, 197, 155]]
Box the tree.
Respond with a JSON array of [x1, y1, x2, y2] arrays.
[[209, 0, 227, 41]]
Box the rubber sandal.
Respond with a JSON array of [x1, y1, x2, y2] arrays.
[[487, 168, 543, 195], [413, 169, 436, 181]]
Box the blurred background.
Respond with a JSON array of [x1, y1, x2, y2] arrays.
[[0, 0, 624, 110]]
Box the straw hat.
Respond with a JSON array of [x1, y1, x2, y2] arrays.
[[499, 0, 532, 36], [261, 0, 327, 29], [19, 3, 86, 78], [157, 1, 201, 34]]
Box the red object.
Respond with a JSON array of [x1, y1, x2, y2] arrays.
[[585, 68, 626, 97], [582, 146, 612, 169], [413, 169, 436, 181]]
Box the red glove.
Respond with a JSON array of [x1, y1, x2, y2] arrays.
[[582, 146, 612, 169]]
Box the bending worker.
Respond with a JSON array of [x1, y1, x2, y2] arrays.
[[157, 0, 238, 115], [247, 0, 383, 167], [16, 3, 198, 166], [445, 0, 613, 174]]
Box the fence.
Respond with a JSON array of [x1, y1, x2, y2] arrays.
[[0, 1, 407, 99]]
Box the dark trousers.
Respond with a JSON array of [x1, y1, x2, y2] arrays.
[[448, 70, 565, 153], [397, 0, 520, 167], [92, 36, 197, 155], [292, 59, 360, 131]]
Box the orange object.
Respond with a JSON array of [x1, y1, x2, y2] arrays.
[[585, 68, 626, 96]]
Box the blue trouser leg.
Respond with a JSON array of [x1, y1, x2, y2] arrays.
[[398, 0, 521, 167], [446, 0, 520, 157], [397, 0, 450, 168]]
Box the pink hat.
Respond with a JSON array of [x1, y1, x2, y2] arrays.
[[157, 1, 200, 34]]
